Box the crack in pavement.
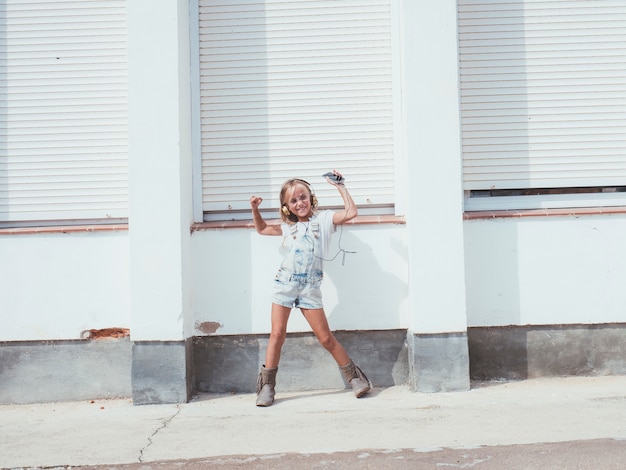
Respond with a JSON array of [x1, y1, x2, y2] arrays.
[[138, 404, 182, 463]]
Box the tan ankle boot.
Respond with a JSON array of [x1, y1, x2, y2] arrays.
[[256, 365, 278, 406], [340, 360, 371, 398]]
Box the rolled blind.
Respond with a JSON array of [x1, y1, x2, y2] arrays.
[[198, 0, 395, 218], [459, 0, 626, 190], [0, 0, 128, 223]]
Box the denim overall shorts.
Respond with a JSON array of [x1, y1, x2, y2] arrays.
[[272, 223, 324, 309]]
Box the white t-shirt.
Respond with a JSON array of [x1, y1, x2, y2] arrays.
[[279, 210, 336, 273]]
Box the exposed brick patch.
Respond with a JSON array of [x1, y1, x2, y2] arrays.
[[195, 321, 223, 334], [81, 328, 130, 340]]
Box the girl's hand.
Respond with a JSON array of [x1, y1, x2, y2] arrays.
[[250, 195, 263, 209], [325, 169, 345, 186]]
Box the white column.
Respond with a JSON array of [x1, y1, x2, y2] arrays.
[[402, 1, 470, 391], [127, 0, 194, 403]]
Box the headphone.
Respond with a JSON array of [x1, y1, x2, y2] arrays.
[[280, 178, 318, 219]]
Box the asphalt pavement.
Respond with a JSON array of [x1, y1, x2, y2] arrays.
[[1, 376, 625, 469]]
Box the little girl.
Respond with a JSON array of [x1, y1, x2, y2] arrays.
[[250, 170, 371, 406]]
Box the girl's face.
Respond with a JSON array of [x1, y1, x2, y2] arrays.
[[285, 183, 312, 221]]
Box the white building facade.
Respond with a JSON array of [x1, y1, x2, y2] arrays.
[[1, 0, 625, 404]]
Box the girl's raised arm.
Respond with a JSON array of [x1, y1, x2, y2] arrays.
[[325, 171, 358, 225], [250, 196, 282, 236]]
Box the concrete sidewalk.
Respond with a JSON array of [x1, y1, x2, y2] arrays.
[[1, 376, 625, 469]]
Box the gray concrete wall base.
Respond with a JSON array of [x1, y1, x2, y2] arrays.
[[193, 329, 409, 393], [0, 338, 132, 405], [3, 324, 625, 404], [408, 332, 470, 393], [468, 323, 626, 380], [131, 339, 195, 405]]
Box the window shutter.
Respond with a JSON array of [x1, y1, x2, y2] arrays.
[[0, 0, 128, 224], [198, 0, 395, 218], [459, 0, 626, 190]]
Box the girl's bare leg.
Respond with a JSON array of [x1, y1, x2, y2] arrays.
[[264, 303, 291, 368], [301, 308, 350, 366]]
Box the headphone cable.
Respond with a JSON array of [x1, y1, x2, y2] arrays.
[[314, 196, 357, 266]]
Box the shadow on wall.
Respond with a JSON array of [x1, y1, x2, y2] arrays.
[[324, 225, 408, 326], [323, 224, 409, 387]]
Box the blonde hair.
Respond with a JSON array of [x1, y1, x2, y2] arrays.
[[279, 178, 318, 224]]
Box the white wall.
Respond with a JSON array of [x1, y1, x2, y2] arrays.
[[465, 213, 626, 327], [191, 223, 409, 335], [0, 232, 130, 341], [3, 213, 626, 342]]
